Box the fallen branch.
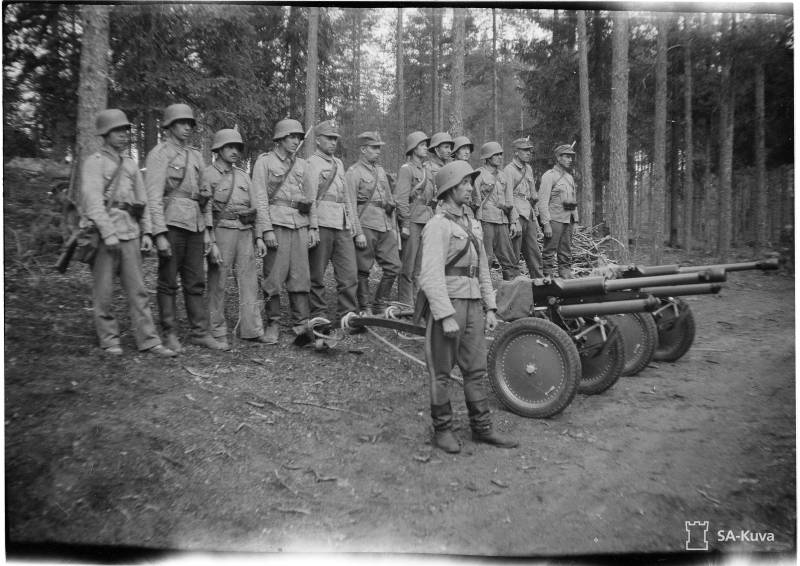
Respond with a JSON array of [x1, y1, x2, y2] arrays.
[[696, 488, 721, 505]]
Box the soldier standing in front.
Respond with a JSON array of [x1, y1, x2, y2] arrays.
[[418, 160, 518, 453], [252, 118, 318, 346], [203, 127, 270, 348], [145, 103, 227, 352], [81, 109, 176, 358], [346, 131, 402, 315], [473, 141, 520, 280], [504, 137, 543, 278], [539, 144, 579, 279]]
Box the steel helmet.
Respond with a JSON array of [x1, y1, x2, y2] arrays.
[[435, 160, 480, 199], [95, 109, 132, 136], [211, 128, 244, 151], [162, 103, 196, 128], [452, 136, 473, 153], [480, 141, 503, 160], [273, 118, 305, 141], [428, 132, 454, 152], [405, 131, 430, 154]]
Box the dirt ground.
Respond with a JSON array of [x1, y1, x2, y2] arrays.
[[4, 169, 796, 563]]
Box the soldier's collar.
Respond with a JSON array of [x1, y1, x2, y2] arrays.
[[512, 157, 526, 169], [213, 160, 233, 174], [441, 201, 465, 219], [314, 149, 335, 162], [100, 145, 125, 160]]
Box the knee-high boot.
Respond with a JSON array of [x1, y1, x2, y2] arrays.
[[467, 399, 518, 449], [430, 401, 461, 454]]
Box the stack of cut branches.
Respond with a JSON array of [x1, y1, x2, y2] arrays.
[[570, 224, 626, 277]]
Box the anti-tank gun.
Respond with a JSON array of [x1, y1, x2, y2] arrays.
[[609, 258, 777, 362], [489, 269, 727, 418]]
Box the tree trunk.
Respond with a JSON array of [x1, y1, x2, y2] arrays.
[[717, 13, 734, 261], [305, 7, 319, 159], [450, 7, 465, 137], [651, 15, 668, 263], [431, 8, 439, 132], [396, 8, 406, 140], [74, 4, 111, 204], [683, 15, 694, 252], [491, 8, 499, 140], [702, 119, 714, 254], [607, 10, 630, 263], [754, 57, 767, 250], [577, 10, 593, 228], [352, 11, 362, 134]]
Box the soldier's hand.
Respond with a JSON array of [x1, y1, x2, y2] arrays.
[[104, 234, 121, 252], [255, 238, 267, 258], [208, 243, 223, 265], [400, 226, 410, 240], [264, 231, 278, 249], [308, 228, 320, 248], [510, 222, 520, 238], [140, 234, 153, 253], [543, 223, 553, 239], [441, 316, 460, 338], [156, 234, 172, 258], [203, 230, 213, 255], [354, 234, 367, 250], [484, 310, 498, 333]]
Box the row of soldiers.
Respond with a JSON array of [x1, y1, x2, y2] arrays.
[[79, 103, 578, 358]]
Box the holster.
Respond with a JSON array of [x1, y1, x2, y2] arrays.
[[412, 289, 430, 326], [383, 202, 396, 216], [296, 199, 312, 215], [562, 202, 577, 211]]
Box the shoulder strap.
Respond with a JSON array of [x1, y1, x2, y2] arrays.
[[268, 155, 297, 201], [103, 156, 126, 204], [315, 160, 339, 201], [212, 168, 237, 228], [442, 212, 480, 268], [512, 164, 530, 194]]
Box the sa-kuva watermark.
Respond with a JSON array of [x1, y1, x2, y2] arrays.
[[685, 521, 776, 550]]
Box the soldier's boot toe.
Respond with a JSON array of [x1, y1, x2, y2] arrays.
[[432, 429, 462, 454], [145, 344, 178, 357], [471, 428, 519, 449], [164, 333, 182, 354]]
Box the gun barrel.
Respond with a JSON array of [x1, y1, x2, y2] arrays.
[[558, 297, 661, 318], [618, 264, 680, 277], [53, 233, 79, 273], [539, 276, 607, 299], [639, 283, 723, 298], [678, 258, 780, 273], [605, 269, 726, 291]]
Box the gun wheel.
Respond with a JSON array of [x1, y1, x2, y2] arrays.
[[570, 317, 625, 395], [652, 298, 696, 362], [606, 312, 658, 376], [487, 317, 580, 418]]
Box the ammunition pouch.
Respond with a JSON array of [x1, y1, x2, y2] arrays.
[[237, 207, 257, 225], [562, 202, 577, 211], [74, 224, 100, 265], [296, 199, 312, 215], [383, 202, 396, 216]]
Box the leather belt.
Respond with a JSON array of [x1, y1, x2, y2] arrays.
[[445, 265, 479, 278], [358, 201, 384, 208], [272, 198, 300, 209], [320, 195, 343, 203], [216, 210, 240, 220]]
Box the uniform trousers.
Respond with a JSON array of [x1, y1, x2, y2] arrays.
[[513, 216, 544, 278], [397, 221, 424, 306], [481, 222, 520, 280], [542, 220, 573, 277], [208, 226, 263, 340], [262, 225, 311, 326], [308, 226, 358, 320], [157, 226, 209, 338], [425, 298, 489, 407], [91, 238, 161, 350], [356, 226, 402, 311]]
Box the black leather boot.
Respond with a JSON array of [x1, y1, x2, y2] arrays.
[[373, 276, 396, 315], [467, 399, 519, 449], [430, 401, 461, 454], [157, 293, 182, 353]]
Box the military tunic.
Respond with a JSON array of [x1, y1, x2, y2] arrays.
[[202, 162, 265, 340], [81, 146, 161, 351], [504, 157, 543, 278]]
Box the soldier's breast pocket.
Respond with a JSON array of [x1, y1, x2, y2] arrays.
[[468, 219, 484, 240]]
